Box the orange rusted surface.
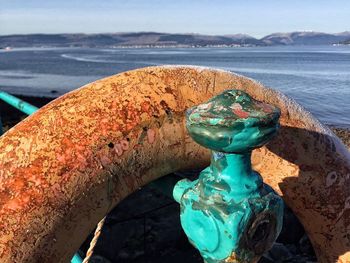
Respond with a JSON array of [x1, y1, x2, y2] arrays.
[[0, 66, 349, 262]]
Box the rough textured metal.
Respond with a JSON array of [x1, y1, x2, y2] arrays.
[[174, 90, 284, 263], [0, 66, 349, 263], [0, 91, 82, 263]]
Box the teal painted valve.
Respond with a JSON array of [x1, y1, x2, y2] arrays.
[[173, 90, 284, 263]]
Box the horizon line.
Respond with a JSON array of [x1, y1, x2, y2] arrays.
[[1, 30, 350, 38]]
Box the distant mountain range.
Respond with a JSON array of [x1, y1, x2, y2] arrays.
[[1, 31, 350, 48], [261, 31, 350, 46]]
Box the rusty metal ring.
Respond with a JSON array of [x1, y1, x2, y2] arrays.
[[0, 66, 349, 262]]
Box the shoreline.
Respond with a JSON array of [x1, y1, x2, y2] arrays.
[[2, 44, 350, 50], [0, 94, 349, 148]]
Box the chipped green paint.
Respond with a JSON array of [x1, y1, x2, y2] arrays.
[[173, 90, 284, 263]]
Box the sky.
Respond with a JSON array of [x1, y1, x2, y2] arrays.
[[0, 0, 349, 37]]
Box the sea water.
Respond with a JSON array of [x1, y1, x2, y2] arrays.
[[0, 45, 349, 127]]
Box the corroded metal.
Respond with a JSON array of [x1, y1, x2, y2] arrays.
[[0, 91, 83, 263], [0, 66, 349, 263], [174, 90, 284, 262]]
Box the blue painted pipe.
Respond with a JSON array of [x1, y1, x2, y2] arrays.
[[71, 253, 83, 263], [0, 90, 83, 263], [0, 91, 38, 115]]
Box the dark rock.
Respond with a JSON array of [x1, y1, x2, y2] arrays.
[[267, 242, 293, 262], [79, 174, 319, 263], [277, 205, 305, 244], [285, 244, 299, 254], [299, 234, 316, 256], [258, 255, 274, 263], [89, 255, 112, 263]]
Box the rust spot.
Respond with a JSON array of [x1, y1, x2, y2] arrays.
[[114, 143, 123, 156], [141, 101, 152, 116], [133, 144, 142, 150], [326, 171, 338, 188], [165, 86, 173, 94], [169, 141, 181, 148], [120, 139, 129, 150], [232, 108, 250, 119], [4, 199, 23, 211], [160, 100, 172, 116], [108, 142, 114, 148], [147, 129, 156, 144], [100, 155, 112, 167], [225, 252, 238, 262]]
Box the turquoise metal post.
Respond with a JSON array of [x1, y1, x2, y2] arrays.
[[173, 90, 284, 262], [0, 91, 38, 115], [0, 91, 83, 263]]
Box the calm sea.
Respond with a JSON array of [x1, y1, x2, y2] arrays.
[[0, 46, 349, 127]]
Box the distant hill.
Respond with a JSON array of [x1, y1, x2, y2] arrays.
[[0, 31, 350, 48], [0, 32, 262, 48], [261, 31, 350, 45]]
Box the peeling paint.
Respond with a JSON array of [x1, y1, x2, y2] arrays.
[[174, 90, 283, 262], [326, 171, 338, 188]]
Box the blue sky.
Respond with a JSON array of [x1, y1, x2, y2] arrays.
[[1, 0, 349, 37]]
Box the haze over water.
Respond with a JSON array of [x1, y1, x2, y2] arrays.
[[0, 45, 349, 127]]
